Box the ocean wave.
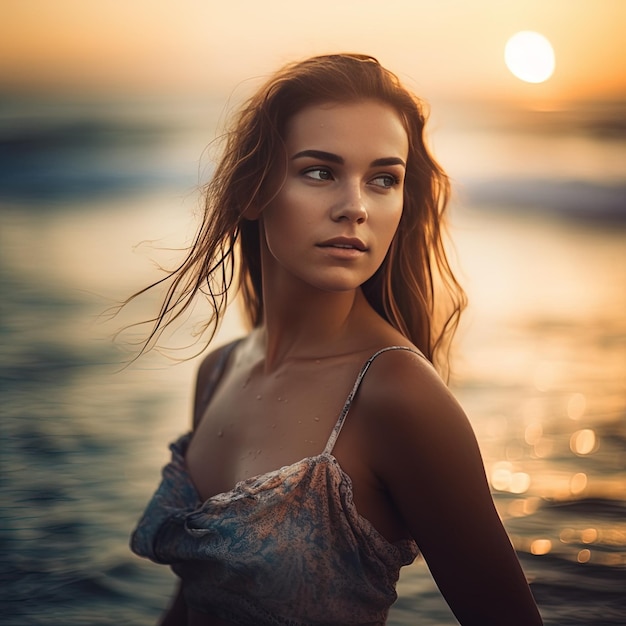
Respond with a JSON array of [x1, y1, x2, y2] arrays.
[[0, 115, 193, 205], [461, 177, 626, 223]]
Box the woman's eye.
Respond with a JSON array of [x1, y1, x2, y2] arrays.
[[303, 167, 333, 181], [371, 174, 399, 189]]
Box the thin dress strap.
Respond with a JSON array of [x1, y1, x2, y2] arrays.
[[323, 346, 423, 455]]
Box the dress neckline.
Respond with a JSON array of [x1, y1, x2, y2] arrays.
[[175, 432, 417, 552]]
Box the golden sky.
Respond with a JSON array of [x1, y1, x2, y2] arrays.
[[2, 0, 625, 104]]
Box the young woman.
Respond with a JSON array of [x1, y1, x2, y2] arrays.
[[129, 53, 543, 625]]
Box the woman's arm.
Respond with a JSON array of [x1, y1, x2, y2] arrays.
[[156, 346, 231, 626], [361, 350, 543, 626]]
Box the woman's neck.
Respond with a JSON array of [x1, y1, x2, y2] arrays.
[[257, 286, 374, 372]]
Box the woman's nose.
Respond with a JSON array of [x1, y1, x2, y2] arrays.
[[330, 182, 367, 223]]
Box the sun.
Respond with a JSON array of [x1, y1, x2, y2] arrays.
[[505, 31, 555, 84]]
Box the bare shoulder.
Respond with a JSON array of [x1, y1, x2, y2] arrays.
[[355, 345, 485, 526], [357, 346, 481, 492], [358, 347, 466, 438], [195, 340, 234, 381], [192, 338, 242, 429]]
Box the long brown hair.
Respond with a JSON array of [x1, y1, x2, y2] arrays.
[[124, 53, 466, 375]]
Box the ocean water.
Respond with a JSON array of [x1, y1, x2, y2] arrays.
[[1, 98, 625, 625]]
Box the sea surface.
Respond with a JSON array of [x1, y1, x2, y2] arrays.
[[1, 96, 625, 625]]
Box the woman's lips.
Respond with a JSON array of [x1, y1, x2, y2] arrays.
[[316, 237, 367, 252]]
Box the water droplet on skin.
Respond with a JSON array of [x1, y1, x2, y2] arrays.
[[314, 417, 320, 422], [271, 423, 276, 429], [277, 396, 282, 402], [315, 360, 321, 364], [256, 394, 262, 400], [217, 430, 223, 438]]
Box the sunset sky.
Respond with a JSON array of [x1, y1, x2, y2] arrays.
[[2, 0, 625, 106]]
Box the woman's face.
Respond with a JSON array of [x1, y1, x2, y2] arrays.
[[259, 99, 408, 294]]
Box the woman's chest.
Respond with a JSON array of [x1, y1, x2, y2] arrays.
[[185, 359, 359, 500]]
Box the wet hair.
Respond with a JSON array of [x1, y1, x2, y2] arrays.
[[126, 53, 466, 376]]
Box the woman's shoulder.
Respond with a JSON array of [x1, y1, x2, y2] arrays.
[[196, 337, 241, 378], [365, 342, 445, 388], [356, 343, 468, 446], [192, 337, 246, 427], [356, 345, 485, 522]]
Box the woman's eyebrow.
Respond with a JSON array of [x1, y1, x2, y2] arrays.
[[292, 149, 343, 164], [371, 157, 406, 168], [291, 150, 406, 168]]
